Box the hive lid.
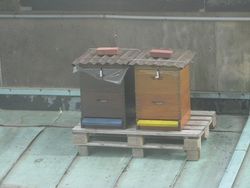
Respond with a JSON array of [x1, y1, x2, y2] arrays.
[[129, 49, 195, 68], [72, 48, 141, 66]]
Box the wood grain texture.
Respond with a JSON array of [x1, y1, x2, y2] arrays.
[[82, 92, 125, 118], [191, 110, 216, 129], [72, 113, 212, 160], [73, 125, 203, 138], [77, 141, 183, 150], [136, 94, 180, 119], [135, 68, 179, 94], [134, 65, 191, 130], [180, 65, 191, 127], [135, 67, 180, 122], [80, 66, 135, 128]]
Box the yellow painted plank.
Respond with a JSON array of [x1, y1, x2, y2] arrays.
[[137, 120, 178, 127]]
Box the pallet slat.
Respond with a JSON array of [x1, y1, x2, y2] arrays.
[[191, 110, 216, 129], [81, 141, 183, 150], [73, 126, 202, 138], [84, 141, 128, 148], [191, 111, 215, 116], [190, 116, 212, 121], [186, 120, 211, 127], [183, 125, 205, 130], [143, 143, 183, 150]]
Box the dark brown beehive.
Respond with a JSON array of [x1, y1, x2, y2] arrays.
[[130, 49, 195, 131], [72, 48, 140, 129]]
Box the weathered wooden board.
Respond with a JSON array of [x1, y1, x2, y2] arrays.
[[191, 110, 216, 128], [73, 125, 203, 138], [73, 114, 211, 160], [79, 140, 184, 151], [1, 128, 77, 188], [174, 132, 240, 188], [0, 127, 44, 182], [58, 148, 131, 188], [116, 150, 186, 188]]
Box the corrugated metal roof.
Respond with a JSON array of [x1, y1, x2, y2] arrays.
[[129, 50, 195, 68], [0, 110, 249, 188], [72, 48, 141, 66]]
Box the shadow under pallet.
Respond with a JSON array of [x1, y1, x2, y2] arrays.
[[72, 111, 216, 161]]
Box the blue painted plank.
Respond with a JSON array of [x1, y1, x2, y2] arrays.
[[218, 116, 250, 188], [116, 151, 186, 188], [82, 118, 123, 127], [0, 127, 44, 181], [58, 148, 131, 188], [1, 128, 77, 188]]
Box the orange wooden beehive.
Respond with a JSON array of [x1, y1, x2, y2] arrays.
[[129, 49, 195, 131]]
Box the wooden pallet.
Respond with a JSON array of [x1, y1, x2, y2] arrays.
[[191, 110, 216, 129], [72, 110, 216, 161]]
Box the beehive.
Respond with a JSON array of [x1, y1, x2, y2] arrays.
[[72, 48, 140, 129], [130, 49, 195, 131]]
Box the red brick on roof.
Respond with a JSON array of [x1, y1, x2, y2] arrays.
[[96, 47, 120, 56], [149, 49, 173, 59]]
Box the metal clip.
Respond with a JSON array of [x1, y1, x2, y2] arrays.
[[99, 68, 103, 78], [155, 69, 160, 79], [72, 65, 78, 73]]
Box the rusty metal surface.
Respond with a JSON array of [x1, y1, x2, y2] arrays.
[[72, 48, 141, 66], [129, 50, 195, 68]]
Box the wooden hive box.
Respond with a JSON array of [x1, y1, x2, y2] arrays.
[[130, 49, 195, 131], [72, 48, 140, 129]]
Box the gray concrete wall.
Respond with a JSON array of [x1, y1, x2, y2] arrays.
[[19, 0, 250, 12], [0, 17, 250, 92], [0, 0, 20, 11]]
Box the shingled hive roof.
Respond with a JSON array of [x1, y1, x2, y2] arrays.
[[129, 49, 195, 68], [72, 48, 141, 66]]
